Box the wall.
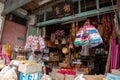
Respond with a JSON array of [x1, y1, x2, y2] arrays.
[[1, 20, 27, 49]]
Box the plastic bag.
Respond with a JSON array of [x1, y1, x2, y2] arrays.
[[74, 74, 85, 80], [0, 65, 11, 79], [3, 67, 18, 80], [80, 47, 89, 56], [41, 74, 52, 80]]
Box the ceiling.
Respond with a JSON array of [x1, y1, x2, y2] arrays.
[[2, 0, 116, 17], [21, 0, 66, 14]]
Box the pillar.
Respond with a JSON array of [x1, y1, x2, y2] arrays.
[[0, 2, 5, 42]]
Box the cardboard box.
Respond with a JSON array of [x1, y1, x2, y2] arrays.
[[65, 74, 75, 80], [49, 72, 55, 79], [52, 68, 59, 73], [84, 75, 105, 80], [18, 63, 42, 74], [55, 73, 64, 80], [49, 68, 59, 79], [111, 69, 120, 76]]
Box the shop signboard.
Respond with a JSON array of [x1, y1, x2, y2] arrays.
[[52, 0, 73, 19]]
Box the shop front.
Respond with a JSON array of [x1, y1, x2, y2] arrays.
[[0, 0, 120, 80]]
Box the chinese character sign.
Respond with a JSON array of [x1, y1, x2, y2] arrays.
[[52, 0, 73, 18]]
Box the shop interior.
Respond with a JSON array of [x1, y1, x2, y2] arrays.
[[39, 13, 114, 75]]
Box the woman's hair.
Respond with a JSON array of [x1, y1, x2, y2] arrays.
[[34, 51, 40, 55]]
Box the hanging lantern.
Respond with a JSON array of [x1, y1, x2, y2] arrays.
[[74, 25, 103, 48], [62, 47, 68, 54]]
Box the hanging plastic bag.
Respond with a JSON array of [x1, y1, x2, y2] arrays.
[[0, 65, 11, 78], [80, 47, 89, 56], [38, 36, 46, 50], [3, 67, 18, 80], [24, 35, 34, 50], [41, 74, 52, 80]]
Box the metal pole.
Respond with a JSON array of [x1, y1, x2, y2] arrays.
[[78, 0, 81, 13], [96, 0, 100, 22], [96, 0, 99, 9], [42, 12, 47, 37]]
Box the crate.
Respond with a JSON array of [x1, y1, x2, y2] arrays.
[[18, 63, 42, 74], [19, 72, 40, 80]]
